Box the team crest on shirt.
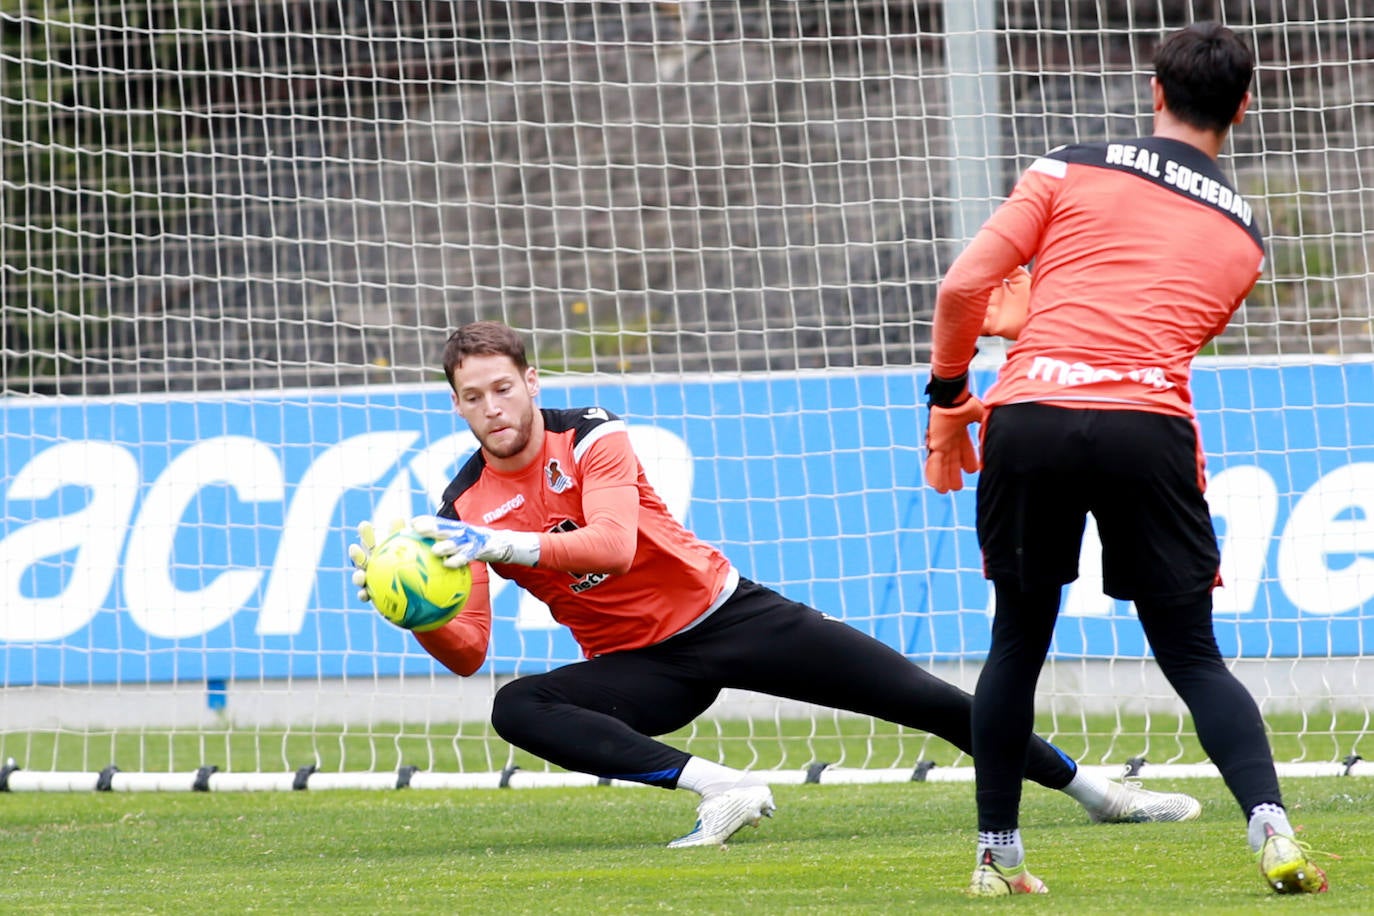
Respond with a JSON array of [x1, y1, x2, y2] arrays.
[[545, 458, 574, 493]]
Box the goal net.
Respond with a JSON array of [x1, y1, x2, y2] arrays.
[[2, 1, 1371, 791]]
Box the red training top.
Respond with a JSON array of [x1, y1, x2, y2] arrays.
[[935, 136, 1265, 419], [414, 407, 733, 674]]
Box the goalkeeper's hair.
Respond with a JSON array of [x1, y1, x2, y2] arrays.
[[443, 321, 530, 389], [1153, 21, 1254, 134]]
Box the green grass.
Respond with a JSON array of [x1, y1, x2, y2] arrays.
[[0, 778, 1366, 914]]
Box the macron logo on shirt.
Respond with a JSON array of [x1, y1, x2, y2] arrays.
[[482, 494, 526, 524], [1027, 356, 1175, 390]]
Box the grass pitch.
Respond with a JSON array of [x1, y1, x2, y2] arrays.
[[1, 777, 1366, 914]]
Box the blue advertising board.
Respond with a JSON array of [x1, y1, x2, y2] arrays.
[[1, 360, 1371, 685]]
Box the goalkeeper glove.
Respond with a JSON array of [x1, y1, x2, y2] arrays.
[[410, 515, 541, 568], [924, 373, 986, 494], [982, 265, 1032, 340], [347, 518, 405, 604]]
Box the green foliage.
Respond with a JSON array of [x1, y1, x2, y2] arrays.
[[0, 779, 1365, 913]]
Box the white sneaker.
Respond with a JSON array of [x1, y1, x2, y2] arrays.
[[1088, 779, 1202, 823], [667, 783, 776, 848]]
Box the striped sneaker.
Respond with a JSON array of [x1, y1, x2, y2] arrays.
[[1257, 824, 1329, 894], [968, 849, 1049, 896], [667, 783, 775, 848], [1088, 779, 1202, 823]]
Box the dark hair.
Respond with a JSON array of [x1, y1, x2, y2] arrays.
[[442, 321, 529, 389], [1153, 22, 1254, 133]]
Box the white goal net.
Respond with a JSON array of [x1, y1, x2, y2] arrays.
[[2, 1, 1372, 791]]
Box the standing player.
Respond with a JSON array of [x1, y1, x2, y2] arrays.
[[925, 22, 1330, 895], [350, 319, 1202, 849]]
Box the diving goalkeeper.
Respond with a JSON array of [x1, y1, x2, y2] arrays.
[[350, 320, 1201, 849]]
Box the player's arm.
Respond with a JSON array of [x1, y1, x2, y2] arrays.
[[924, 169, 1052, 493], [941, 160, 1055, 359], [412, 562, 493, 677], [412, 430, 640, 575], [532, 434, 638, 575], [922, 230, 1026, 493], [934, 228, 1030, 375]]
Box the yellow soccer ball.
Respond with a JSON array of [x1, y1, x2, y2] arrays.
[[364, 529, 472, 632]]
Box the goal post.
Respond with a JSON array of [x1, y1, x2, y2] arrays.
[[1, 1, 1372, 790]]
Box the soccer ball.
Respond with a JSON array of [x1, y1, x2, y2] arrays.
[[364, 528, 472, 632]]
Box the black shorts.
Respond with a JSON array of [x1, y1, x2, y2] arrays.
[[976, 402, 1220, 601]]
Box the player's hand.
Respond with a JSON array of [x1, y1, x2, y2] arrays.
[[410, 516, 542, 568], [347, 518, 405, 603], [924, 374, 986, 494], [982, 265, 1031, 340], [925, 397, 985, 492]]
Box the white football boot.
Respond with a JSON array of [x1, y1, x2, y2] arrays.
[[1088, 779, 1202, 823], [667, 783, 776, 848]]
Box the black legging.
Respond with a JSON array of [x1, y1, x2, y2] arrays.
[[491, 577, 1078, 789], [972, 580, 1283, 830]]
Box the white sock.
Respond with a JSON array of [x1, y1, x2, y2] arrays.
[[676, 757, 752, 797], [1248, 802, 1293, 852], [976, 829, 1024, 868], [1060, 766, 1112, 812]]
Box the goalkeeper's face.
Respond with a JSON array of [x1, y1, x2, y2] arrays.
[[451, 354, 541, 464]]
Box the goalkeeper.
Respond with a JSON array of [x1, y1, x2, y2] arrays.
[[926, 22, 1328, 896], [351, 320, 1200, 849]]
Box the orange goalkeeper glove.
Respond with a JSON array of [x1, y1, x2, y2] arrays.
[[924, 373, 985, 494], [982, 265, 1032, 340]]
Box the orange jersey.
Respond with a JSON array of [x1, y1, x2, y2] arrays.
[[436, 407, 732, 660], [980, 137, 1264, 417]]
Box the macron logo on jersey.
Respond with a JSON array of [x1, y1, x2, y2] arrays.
[[583, 408, 609, 421], [482, 494, 526, 524], [1027, 356, 1175, 390]]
